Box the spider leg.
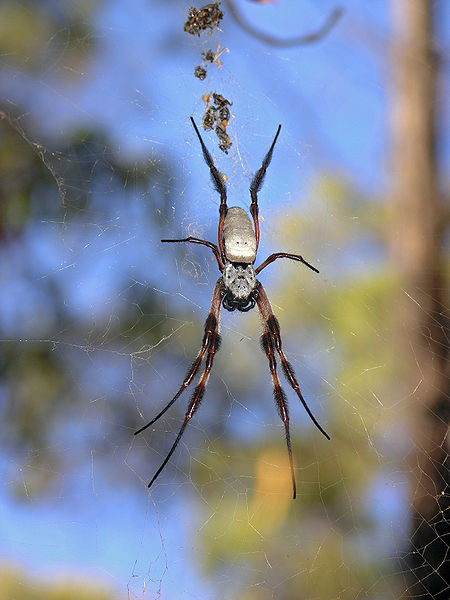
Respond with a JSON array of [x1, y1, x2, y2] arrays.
[[138, 280, 223, 490], [259, 313, 297, 499], [256, 282, 330, 441], [255, 252, 319, 275], [190, 117, 228, 260], [135, 280, 222, 436], [161, 237, 223, 272], [147, 324, 221, 490], [249, 124, 281, 250], [134, 314, 212, 436]]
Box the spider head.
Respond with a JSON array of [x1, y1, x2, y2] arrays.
[[222, 291, 257, 312], [221, 262, 258, 312]]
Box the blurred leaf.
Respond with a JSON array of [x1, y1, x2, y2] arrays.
[[0, 564, 115, 600], [0, 1, 96, 74]]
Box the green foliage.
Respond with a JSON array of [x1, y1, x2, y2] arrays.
[[0, 117, 54, 235], [0, 565, 115, 600], [0, 1, 95, 75]]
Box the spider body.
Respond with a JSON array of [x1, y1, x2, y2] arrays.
[[223, 206, 257, 263], [222, 261, 257, 312], [135, 117, 330, 499], [221, 206, 258, 311]]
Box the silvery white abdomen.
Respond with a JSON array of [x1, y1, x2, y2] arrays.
[[223, 207, 257, 263]]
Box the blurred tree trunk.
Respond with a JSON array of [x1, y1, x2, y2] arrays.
[[389, 1, 449, 598]]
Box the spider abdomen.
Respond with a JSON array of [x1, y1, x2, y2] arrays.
[[223, 207, 257, 263]]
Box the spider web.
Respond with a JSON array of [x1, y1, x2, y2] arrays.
[[0, 1, 448, 599]]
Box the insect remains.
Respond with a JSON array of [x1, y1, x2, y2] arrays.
[[184, 2, 223, 36]]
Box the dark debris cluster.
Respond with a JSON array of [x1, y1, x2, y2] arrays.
[[184, 2, 223, 36], [184, 2, 233, 154], [202, 49, 215, 63], [194, 65, 207, 80], [202, 93, 232, 153], [194, 45, 229, 80]]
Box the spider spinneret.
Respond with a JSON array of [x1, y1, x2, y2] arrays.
[[135, 116, 330, 499]]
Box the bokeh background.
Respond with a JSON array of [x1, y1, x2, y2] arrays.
[[0, 1, 448, 598]]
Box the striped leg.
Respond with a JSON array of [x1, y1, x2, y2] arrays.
[[161, 237, 223, 272], [190, 117, 228, 260], [255, 252, 319, 275], [249, 124, 281, 250], [260, 321, 297, 499], [256, 282, 330, 441], [135, 279, 223, 489]]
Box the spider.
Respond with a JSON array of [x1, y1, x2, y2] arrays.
[[135, 117, 330, 499]]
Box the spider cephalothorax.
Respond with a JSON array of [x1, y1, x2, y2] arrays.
[[135, 117, 330, 499], [222, 261, 258, 311]]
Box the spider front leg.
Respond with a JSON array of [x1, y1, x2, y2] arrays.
[[256, 282, 330, 441], [135, 279, 223, 490]]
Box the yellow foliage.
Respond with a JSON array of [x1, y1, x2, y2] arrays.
[[0, 564, 115, 600]]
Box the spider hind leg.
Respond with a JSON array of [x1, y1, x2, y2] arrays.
[[190, 117, 228, 260], [249, 124, 282, 250]]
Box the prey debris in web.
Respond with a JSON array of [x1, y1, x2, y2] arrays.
[[201, 92, 233, 153], [184, 2, 224, 36], [200, 92, 233, 153], [194, 65, 207, 80], [195, 46, 230, 80]]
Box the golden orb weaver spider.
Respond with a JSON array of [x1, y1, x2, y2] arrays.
[[135, 118, 330, 499]]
